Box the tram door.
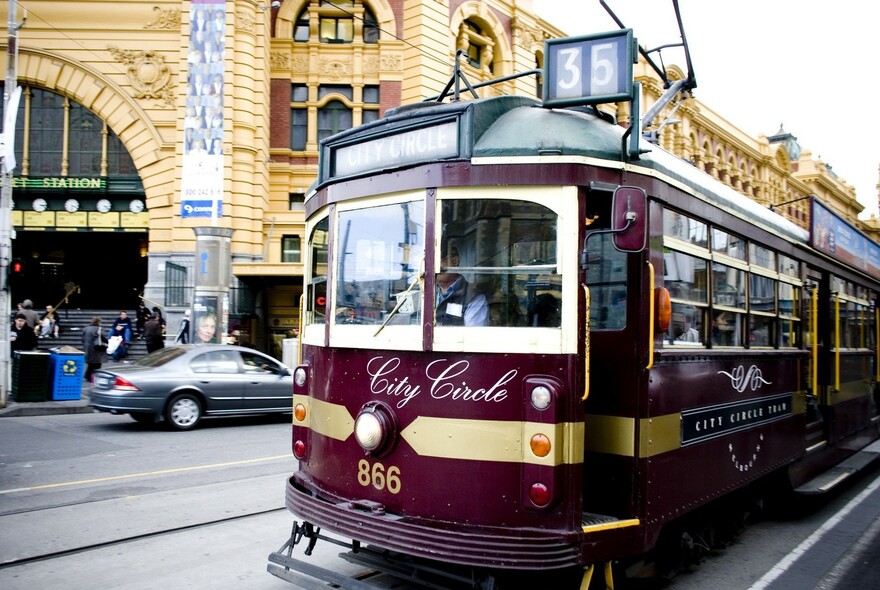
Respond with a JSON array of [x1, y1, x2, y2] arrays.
[[803, 272, 827, 447]]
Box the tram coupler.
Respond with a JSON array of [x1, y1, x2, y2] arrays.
[[268, 520, 379, 589]]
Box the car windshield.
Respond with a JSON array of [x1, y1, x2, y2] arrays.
[[135, 346, 190, 367]]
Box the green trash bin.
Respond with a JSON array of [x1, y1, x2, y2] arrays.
[[50, 346, 86, 400], [11, 351, 51, 402]]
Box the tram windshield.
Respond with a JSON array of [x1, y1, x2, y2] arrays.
[[334, 200, 425, 326], [303, 187, 575, 353]]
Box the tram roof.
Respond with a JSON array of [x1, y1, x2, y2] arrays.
[[468, 98, 809, 245], [322, 95, 807, 245]]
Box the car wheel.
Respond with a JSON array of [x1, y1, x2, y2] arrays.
[[130, 413, 156, 425], [165, 393, 203, 431]]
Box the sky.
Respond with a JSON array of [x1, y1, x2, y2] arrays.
[[532, 0, 880, 218]]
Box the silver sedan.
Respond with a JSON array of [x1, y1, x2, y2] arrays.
[[89, 345, 293, 430]]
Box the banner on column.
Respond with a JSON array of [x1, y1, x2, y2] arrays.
[[181, 0, 225, 219]]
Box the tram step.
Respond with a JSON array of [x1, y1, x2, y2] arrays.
[[795, 439, 880, 495]]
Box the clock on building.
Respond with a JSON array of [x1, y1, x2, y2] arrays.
[[64, 198, 80, 213], [129, 199, 145, 213], [96, 199, 112, 213], [32, 198, 48, 212]]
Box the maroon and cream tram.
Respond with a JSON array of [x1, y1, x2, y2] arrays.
[[269, 30, 880, 589]]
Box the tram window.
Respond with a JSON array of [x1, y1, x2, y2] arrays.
[[712, 263, 746, 309], [668, 302, 704, 345], [307, 218, 329, 325], [779, 282, 801, 348], [779, 316, 799, 348], [712, 229, 745, 260], [438, 199, 559, 328], [712, 310, 743, 346], [588, 234, 627, 330], [663, 251, 708, 302], [749, 315, 774, 347], [749, 243, 776, 270], [749, 274, 776, 314], [779, 253, 800, 278], [663, 210, 707, 247], [334, 201, 425, 326]]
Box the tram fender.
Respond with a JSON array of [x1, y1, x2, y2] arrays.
[[268, 551, 376, 590]]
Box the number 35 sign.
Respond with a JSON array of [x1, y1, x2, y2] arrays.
[[543, 29, 635, 107]]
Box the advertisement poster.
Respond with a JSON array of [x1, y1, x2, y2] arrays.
[[193, 295, 219, 344]]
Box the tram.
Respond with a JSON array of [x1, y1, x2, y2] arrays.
[[268, 29, 880, 589]]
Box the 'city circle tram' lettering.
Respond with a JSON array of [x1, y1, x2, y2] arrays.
[[680, 393, 791, 446], [366, 356, 515, 409]]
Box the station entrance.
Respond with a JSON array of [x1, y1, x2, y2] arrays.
[[10, 230, 148, 311]]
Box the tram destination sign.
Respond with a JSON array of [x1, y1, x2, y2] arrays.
[[330, 119, 460, 179], [543, 29, 635, 107]]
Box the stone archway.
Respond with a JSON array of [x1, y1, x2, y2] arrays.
[[14, 47, 171, 209]]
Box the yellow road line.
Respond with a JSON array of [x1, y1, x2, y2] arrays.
[[0, 454, 291, 495]]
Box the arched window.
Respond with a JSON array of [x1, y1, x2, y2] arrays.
[[293, 8, 309, 42], [363, 6, 379, 44], [318, 100, 352, 142], [293, 1, 379, 44]]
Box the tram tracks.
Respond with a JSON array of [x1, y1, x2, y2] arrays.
[[0, 505, 287, 569]]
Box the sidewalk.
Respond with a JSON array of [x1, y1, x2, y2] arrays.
[[0, 382, 94, 417]]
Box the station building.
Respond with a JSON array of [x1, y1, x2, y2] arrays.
[[0, 0, 872, 358]]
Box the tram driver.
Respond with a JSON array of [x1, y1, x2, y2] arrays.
[[435, 246, 489, 327]]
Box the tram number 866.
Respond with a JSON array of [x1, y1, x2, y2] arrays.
[[357, 459, 402, 494]]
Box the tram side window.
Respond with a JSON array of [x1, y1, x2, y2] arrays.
[[778, 281, 801, 348], [307, 218, 329, 325], [438, 199, 559, 328], [587, 234, 627, 330], [711, 262, 746, 346], [663, 252, 709, 344], [748, 273, 776, 347]]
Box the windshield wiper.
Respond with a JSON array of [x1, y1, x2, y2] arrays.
[[373, 269, 424, 337]]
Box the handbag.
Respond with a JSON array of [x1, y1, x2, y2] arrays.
[[106, 334, 123, 354]]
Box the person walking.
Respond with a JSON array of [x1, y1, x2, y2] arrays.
[[11, 312, 38, 352], [175, 309, 191, 344], [82, 316, 105, 381], [144, 312, 165, 354], [19, 299, 39, 330]]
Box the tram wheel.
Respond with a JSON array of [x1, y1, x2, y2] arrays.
[[165, 393, 203, 430]]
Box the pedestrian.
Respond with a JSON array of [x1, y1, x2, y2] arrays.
[[175, 309, 191, 344], [144, 312, 165, 354], [11, 312, 37, 352], [151, 306, 167, 336], [38, 304, 60, 338], [82, 316, 105, 381], [108, 310, 133, 361], [19, 299, 39, 330], [135, 301, 149, 339]]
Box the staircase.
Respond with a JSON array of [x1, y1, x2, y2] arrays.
[[35, 309, 150, 360]]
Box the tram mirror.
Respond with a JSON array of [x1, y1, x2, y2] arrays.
[[612, 186, 647, 252]]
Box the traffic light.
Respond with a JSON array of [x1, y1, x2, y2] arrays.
[[8, 258, 24, 285]]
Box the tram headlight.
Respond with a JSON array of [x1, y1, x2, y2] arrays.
[[530, 385, 552, 410], [294, 366, 308, 389], [353, 401, 398, 456]]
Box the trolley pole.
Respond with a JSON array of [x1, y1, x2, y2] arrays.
[[1, 0, 22, 407]]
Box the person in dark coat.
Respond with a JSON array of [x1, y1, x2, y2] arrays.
[[11, 312, 37, 351], [82, 316, 105, 381], [144, 312, 165, 354], [135, 301, 149, 339], [108, 310, 133, 361]]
